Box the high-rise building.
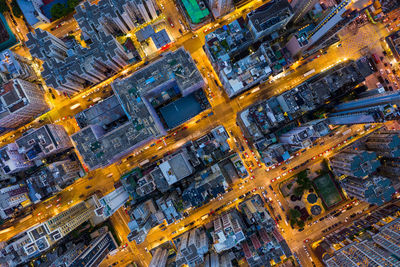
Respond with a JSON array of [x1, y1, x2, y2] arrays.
[[15, 124, 72, 161], [286, 0, 371, 57], [0, 143, 33, 174], [330, 151, 381, 178], [246, 0, 293, 40], [328, 91, 400, 125], [208, 0, 233, 18], [175, 228, 209, 267], [324, 218, 400, 266], [0, 49, 37, 82], [149, 247, 169, 267], [340, 175, 395, 206], [0, 78, 48, 132], [365, 131, 400, 158], [72, 48, 204, 170], [26, 0, 155, 94], [15, 0, 50, 27], [289, 0, 318, 24], [69, 232, 118, 266], [330, 150, 396, 205], [45, 201, 95, 236], [0, 184, 31, 220]]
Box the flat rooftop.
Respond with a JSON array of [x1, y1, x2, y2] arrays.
[[72, 48, 204, 170], [112, 48, 204, 99]]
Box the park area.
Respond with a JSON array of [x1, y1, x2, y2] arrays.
[[313, 173, 343, 208]]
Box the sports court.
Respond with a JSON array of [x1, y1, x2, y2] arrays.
[[313, 173, 343, 208]]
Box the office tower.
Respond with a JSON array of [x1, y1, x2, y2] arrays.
[[0, 78, 48, 132], [324, 218, 400, 266], [15, 124, 72, 161], [289, 0, 318, 24], [0, 143, 33, 174], [208, 0, 233, 18], [246, 0, 293, 40], [0, 49, 37, 82], [328, 91, 400, 125]]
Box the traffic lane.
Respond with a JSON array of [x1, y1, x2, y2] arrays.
[[140, 124, 375, 251], [0, 10, 387, 242]]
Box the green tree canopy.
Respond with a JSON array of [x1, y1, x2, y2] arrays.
[[289, 208, 301, 220], [297, 220, 305, 228], [67, 0, 80, 9], [50, 3, 68, 19]]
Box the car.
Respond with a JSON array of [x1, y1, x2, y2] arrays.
[[269, 185, 273, 190], [122, 243, 128, 248], [277, 214, 282, 220], [171, 231, 177, 235], [251, 188, 257, 192], [298, 228, 304, 232], [249, 167, 253, 173], [257, 162, 262, 168], [85, 185, 92, 189], [168, 17, 174, 27], [304, 238, 309, 243], [244, 152, 249, 158], [250, 175, 255, 180], [281, 167, 287, 170]]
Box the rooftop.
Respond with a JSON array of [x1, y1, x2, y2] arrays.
[[72, 48, 204, 170]]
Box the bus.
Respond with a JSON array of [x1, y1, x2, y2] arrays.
[[139, 159, 149, 166], [303, 69, 315, 77]]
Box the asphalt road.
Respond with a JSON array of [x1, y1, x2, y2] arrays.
[[1, 2, 399, 267]]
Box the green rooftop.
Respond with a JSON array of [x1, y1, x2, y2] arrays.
[[181, 0, 210, 24]]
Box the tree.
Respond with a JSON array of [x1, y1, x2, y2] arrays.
[[289, 208, 301, 220], [50, 3, 67, 19], [297, 220, 305, 228], [0, 0, 9, 13], [67, 0, 80, 9]]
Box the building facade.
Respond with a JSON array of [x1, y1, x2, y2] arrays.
[[0, 78, 48, 132]]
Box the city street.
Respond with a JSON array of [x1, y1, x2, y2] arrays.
[[1, 1, 400, 266]]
